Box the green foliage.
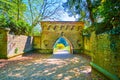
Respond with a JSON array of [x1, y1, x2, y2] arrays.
[[0, 0, 33, 35], [94, 22, 113, 34], [32, 25, 41, 36], [0, 0, 26, 21], [62, 0, 95, 24], [0, 15, 8, 28], [95, 0, 120, 25], [33, 31, 41, 36], [106, 26, 120, 35], [0, 16, 32, 35], [0, 0, 62, 35], [83, 26, 95, 37], [63, 0, 120, 33], [8, 19, 32, 35], [0, 54, 7, 59], [56, 43, 65, 49], [110, 41, 117, 52], [15, 48, 18, 54]]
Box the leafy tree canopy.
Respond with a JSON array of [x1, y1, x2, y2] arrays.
[[0, 0, 32, 35], [62, 0, 120, 29], [0, 0, 63, 35]]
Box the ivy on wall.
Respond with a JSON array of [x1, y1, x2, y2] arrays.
[[106, 26, 120, 35], [83, 23, 120, 37]]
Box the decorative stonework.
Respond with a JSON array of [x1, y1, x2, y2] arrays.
[[33, 21, 84, 53], [41, 21, 84, 31]]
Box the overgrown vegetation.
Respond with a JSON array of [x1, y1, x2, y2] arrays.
[[0, 0, 120, 35], [0, 0, 62, 35], [63, 0, 120, 34], [0, 15, 32, 35], [0, 0, 31, 35]]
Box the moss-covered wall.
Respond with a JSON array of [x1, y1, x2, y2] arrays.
[[33, 36, 41, 49], [0, 28, 8, 58], [84, 31, 120, 79], [33, 21, 84, 53]]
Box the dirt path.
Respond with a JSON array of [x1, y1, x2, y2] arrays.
[[0, 52, 92, 80]]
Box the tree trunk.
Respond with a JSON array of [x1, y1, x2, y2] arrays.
[[17, 0, 20, 21], [86, 0, 94, 23]]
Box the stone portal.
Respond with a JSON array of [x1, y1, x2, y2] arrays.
[[33, 21, 84, 53]]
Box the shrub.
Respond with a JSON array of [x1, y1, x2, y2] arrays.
[[56, 43, 65, 49]]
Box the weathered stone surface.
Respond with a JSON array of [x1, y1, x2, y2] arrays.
[[33, 21, 84, 54], [0, 28, 33, 58], [0, 28, 8, 58], [84, 31, 120, 79], [33, 36, 41, 49], [7, 35, 33, 58]]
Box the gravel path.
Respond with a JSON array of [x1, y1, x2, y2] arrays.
[[0, 52, 92, 80]]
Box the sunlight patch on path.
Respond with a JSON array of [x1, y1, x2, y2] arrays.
[[53, 50, 70, 54], [0, 53, 92, 80], [52, 50, 73, 59]]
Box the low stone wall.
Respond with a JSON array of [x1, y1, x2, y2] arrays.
[[0, 28, 33, 58], [7, 34, 33, 58], [84, 31, 120, 79]]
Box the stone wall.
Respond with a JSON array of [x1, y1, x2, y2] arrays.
[[33, 36, 41, 49], [0, 28, 33, 59], [84, 31, 120, 79], [7, 34, 33, 58]]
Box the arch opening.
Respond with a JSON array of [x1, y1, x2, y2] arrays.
[[53, 36, 73, 54]]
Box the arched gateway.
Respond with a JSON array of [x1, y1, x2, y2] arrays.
[[53, 35, 73, 54], [33, 21, 84, 54]]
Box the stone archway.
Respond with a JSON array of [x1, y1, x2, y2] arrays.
[[33, 21, 84, 54], [53, 36, 73, 54]]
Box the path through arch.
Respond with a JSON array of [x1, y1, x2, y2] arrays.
[[53, 36, 73, 54]]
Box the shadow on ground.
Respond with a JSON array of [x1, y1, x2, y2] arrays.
[[0, 51, 92, 80]]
